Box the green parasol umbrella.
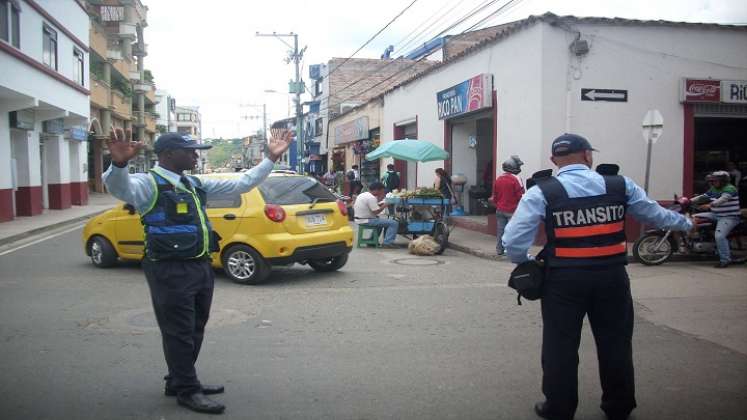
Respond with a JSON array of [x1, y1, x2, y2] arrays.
[[365, 139, 449, 162]]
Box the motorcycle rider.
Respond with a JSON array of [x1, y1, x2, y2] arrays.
[[691, 171, 742, 268]]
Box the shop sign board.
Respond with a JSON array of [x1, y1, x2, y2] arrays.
[[436, 74, 492, 120], [334, 116, 369, 145], [9, 109, 35, 130], [65, 127, 88, 141], [42, 118, 65, 135], [721, 80, 747, 104], [683, 79, 721, 103]]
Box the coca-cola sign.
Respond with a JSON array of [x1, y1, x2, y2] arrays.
[[683, 79, 720, 103]]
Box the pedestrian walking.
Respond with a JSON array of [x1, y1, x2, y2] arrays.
[[103, 128, 291, 414], [381, 163, 401, 193], [347, 164, 362, 195], [491, 155, 525, 256], [503, 133, 692, 420]]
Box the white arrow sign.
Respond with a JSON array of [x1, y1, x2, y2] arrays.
[[641, 109, 664, 144], [583, 90, 626, 101]]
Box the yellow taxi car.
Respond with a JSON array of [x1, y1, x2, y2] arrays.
[[83, 171, 353, 284]]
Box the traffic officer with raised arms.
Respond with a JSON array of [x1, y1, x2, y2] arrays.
[[503, 133, 692, 420], [103, 128, 291, 414]]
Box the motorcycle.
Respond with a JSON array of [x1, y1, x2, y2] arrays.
[[633, 195, 747, 265]]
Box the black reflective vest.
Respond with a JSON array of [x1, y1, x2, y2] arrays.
[[140, 169, 212, 261], [537, 175, 628, 267]]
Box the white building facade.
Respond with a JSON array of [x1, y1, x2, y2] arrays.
[[381, 14, 747, 234], [155, 89, 175, 133], [0, 0, 90, 221]]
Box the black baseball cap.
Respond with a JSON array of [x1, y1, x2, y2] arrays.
[[154, 133, 212, 154], [551, 133, 598, 156]]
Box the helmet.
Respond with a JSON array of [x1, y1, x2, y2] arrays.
[[707, 170, 730, 184], [502, 155, 524, 174]]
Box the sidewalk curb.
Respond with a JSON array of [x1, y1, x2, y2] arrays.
[[449, 240, 656, 264], [448, 241, 503, 261], [0, 209, 106, 247]]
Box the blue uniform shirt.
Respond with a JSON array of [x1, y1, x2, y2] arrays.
[[502, 164, 693, 264], [103, 158, 276, 214]]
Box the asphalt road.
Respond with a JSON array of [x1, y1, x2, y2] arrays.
[[0, 227, 745, 420]]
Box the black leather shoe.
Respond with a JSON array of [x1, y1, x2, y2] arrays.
[[177, 392, 225, 414], [534, 401, 552, 419], [714, 261, 730, 268], [534, 401, 573, 420], [165, 384, 225, 397]]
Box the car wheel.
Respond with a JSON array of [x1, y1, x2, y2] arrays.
[[89, 236, 118, 268], [308, 253, 349, 272], [222, 245, 270, 284]]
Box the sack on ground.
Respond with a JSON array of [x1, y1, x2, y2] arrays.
[[508, 260, 544, 305], [408, 235, 440, 256]]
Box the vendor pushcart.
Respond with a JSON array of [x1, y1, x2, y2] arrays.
[[365, 139, 451, 253]]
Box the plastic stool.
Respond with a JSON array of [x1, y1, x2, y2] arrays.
[[357, 224, 383, 248]]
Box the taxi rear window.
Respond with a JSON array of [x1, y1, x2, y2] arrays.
[[259, 177, 336, 205]]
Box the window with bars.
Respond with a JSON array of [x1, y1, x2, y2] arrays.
[[42, 24, 57, 70]]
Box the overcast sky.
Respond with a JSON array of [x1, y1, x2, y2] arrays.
[[143, 0, 747, 139]]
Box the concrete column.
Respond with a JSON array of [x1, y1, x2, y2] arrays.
[[45, 134, 72, 210], [11, 128, 43, 216], [69, 140, 89, 205], [0, 112, 13, 221]]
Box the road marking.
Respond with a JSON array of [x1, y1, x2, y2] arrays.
[[0, 223, 86, 256]]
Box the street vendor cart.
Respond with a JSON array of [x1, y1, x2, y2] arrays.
[[365, 139, 451, 254]]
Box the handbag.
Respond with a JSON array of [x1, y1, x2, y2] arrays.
[[508, 260, 544, 305]]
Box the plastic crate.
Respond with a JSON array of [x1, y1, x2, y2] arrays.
[[407, 221, 435, 232], [406, 197, 447, 205]]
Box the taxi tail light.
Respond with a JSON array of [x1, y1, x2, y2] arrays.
[[264, 204, 286, 222], [336, 199, 348, 216]]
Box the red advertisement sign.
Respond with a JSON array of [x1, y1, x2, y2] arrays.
[[683, 79, 720, 103]]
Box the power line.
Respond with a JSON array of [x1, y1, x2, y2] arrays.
[[326, 0, 420, 81], [391, 0, 466, 54], [328, 0, 502, 102], [323, 0, 511, 109], [394, 0, 497, 57], [317, 0, 526, 120]]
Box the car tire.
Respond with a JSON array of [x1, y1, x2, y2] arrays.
[[308, 253, 349, 272], [222, 244, 270, 285], [89, 236, 118, 268]]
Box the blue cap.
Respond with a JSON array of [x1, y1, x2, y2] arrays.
[[551, 133, 598, 156], [154, 133, 212, 154]]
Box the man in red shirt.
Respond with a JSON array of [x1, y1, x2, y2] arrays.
[[491, 155, 525, 255]]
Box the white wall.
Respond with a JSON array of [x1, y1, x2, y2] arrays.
[[540, 23, 747, 200], [0, 0, 89, 118], [383, 20, 747, 202], [383, 24, 545, 189], [0, 115, 11, 190]]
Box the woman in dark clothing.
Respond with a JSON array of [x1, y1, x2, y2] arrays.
[[434, 168, 452, 199]]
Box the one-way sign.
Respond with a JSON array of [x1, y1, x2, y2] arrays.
[[581, 88, 628, 102]]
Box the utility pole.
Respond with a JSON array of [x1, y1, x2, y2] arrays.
[[256, 32, 306, 173], [240, 103, 268, 165]]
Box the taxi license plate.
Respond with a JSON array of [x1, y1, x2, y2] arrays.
[[305, 214, 326, 226]]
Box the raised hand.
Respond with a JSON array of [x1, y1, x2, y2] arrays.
[[106, 127, 144, 165], [267, 128, 293, 162]]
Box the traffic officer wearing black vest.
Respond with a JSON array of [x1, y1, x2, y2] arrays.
[[503, 134, 692, 420], [103, 128, 291, 414]]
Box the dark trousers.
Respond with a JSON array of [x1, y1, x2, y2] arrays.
[[540, 265, 637, 420], [143, 258, 214, 397]]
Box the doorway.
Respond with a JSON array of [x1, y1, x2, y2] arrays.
[[693, 116, 747, 194]]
